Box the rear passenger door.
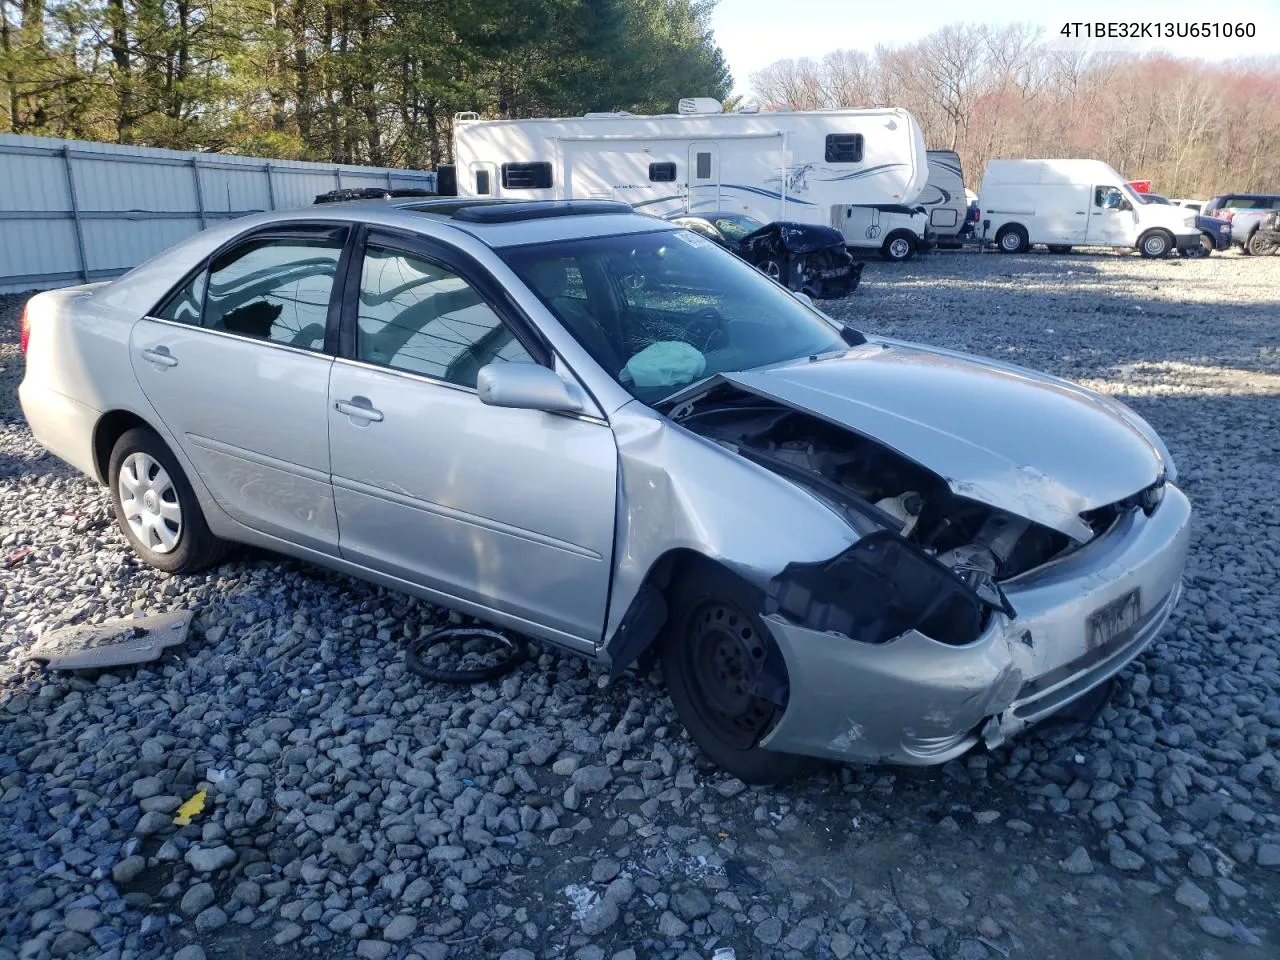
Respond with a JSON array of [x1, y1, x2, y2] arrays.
[[129, 224, 346, 553], [326, 229, 618, 649]]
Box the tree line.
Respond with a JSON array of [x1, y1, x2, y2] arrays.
[[0, 0, 730, 168], [751, 23, 1280, 198]]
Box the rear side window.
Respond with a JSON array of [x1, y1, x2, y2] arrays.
[[825, 134, 864, 163], [501, 162, 553, 190], [649, 162, 677, 183], [203, 235, 345, 350]]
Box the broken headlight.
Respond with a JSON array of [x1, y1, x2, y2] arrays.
[[766, 531, 1007, 647]]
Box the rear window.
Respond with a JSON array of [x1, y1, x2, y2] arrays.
[[502, 162, 553, 190], [1214, 195, 1280, 210], [825, 134, 864, 163]]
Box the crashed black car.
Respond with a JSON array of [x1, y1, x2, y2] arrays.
[[1250, 210, 1280, 256], [669, 212, 862, 299]]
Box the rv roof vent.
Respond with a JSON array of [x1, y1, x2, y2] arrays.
[[678, 97, 723, 115], [737, 102, 760, 114], [584, 111, 633, 119], [454, 111, 480, 122]]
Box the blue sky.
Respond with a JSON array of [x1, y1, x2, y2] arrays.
[[710, 0, 1280, 95]]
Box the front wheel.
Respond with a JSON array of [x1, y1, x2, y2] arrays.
[[108, 426, 228, 574], [1138, 230, 1173, 258], [1199, 233, 1216, 256], [880, 232, 917, 262], [661, 564, 810, 784]]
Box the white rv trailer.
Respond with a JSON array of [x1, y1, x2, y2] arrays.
[[449, 103, 928, 233]]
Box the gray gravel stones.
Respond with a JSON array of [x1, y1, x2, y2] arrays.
[[3, 256, 1280, 959]]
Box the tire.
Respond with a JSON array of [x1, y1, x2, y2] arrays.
[[1047, 244, 1072, 254], [996, 225, 1028, 254], [880, 231, 917, 262], [661, 562, 811, 784], [1246, 230, 1279, 257], [108, 426, 228, 574], [1138, 230, 1173, 258], [1199, 233, 1216, 256]]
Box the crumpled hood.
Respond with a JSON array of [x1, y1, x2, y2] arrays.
[[720, 338, 1173, 542], [741, 221, 847, 254]]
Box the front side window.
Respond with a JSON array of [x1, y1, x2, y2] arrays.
[[356, 244, 533, 388], [1095, 186, 1124, 209], [203, 234, 344, 350], [501, 229, 851, 404]]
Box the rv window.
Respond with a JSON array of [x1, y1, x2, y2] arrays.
[[502, 162, 554, 190], [824, 134, 864, 163], [475, 169, 491, 195], [649, 162, 677, 183], [695, 152, 712, 180]]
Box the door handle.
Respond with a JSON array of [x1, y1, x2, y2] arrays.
[[140, 346, 178, 368], [335, 397, 383, 422]]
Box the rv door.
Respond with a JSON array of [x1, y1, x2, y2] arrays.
[[688, 144, 720, 212]]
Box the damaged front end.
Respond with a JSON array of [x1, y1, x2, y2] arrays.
[[665, 381, 1189, 764], [739, 221, 862, 299]]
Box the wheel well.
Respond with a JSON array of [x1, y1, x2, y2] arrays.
[[884, 229, 916, 244], [996, 222, 1025, 237], [92, 410, 152, 484], [604, 549, 753, 678]]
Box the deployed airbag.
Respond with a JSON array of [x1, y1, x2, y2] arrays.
[[621, 340, 707, 388]]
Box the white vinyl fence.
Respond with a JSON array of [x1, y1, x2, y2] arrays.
[[0, 134, 437, 293]]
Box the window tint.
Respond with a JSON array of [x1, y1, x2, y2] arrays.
[[204, 235, 343, 350], [695, 152, 712, 180], [825, 134, 864, 163], [649, 162, 677, 183], [501, 162, 553, 190], [475, 169, 491, 195], [155, 269, 207, 325], [356, 245, 533, 387]]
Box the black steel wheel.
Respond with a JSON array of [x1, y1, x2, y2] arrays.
[[661, 563, 811, 784]]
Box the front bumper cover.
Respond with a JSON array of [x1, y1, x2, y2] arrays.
[[758, 485, 1191, 765]]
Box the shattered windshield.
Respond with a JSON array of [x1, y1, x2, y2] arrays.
[[712, 215, 765, 240], [499, 229, 852, 404]]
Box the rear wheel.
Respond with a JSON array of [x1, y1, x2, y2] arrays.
[[108, 427, 228, 574], [880, 232, 917, 262], [996, 225, 1028, 254], [1138, 230, 1173, 258], [1247, 230, 1279, 257], [661, 563, 809, 784]]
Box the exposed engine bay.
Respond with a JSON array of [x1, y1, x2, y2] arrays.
[[669, 385, 1080, 644]]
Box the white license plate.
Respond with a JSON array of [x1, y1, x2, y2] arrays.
[[1086, 589, 1141, 650]]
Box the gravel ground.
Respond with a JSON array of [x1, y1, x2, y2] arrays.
[[1, 248, 1278, 960]]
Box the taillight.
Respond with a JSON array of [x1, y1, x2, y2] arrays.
[[19, 303, 31, 353]]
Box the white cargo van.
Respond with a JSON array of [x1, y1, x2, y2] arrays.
[[978, 159, 1201, 257], [834, 149, 968, 260]]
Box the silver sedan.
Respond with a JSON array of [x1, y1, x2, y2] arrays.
[[18, 198, 1190, 783]]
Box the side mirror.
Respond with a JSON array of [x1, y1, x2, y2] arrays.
[[476, 362, 584, 414]]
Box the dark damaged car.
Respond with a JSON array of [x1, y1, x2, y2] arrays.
[[669, 212, 862, 299], [19, 199, 1190, 784]]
